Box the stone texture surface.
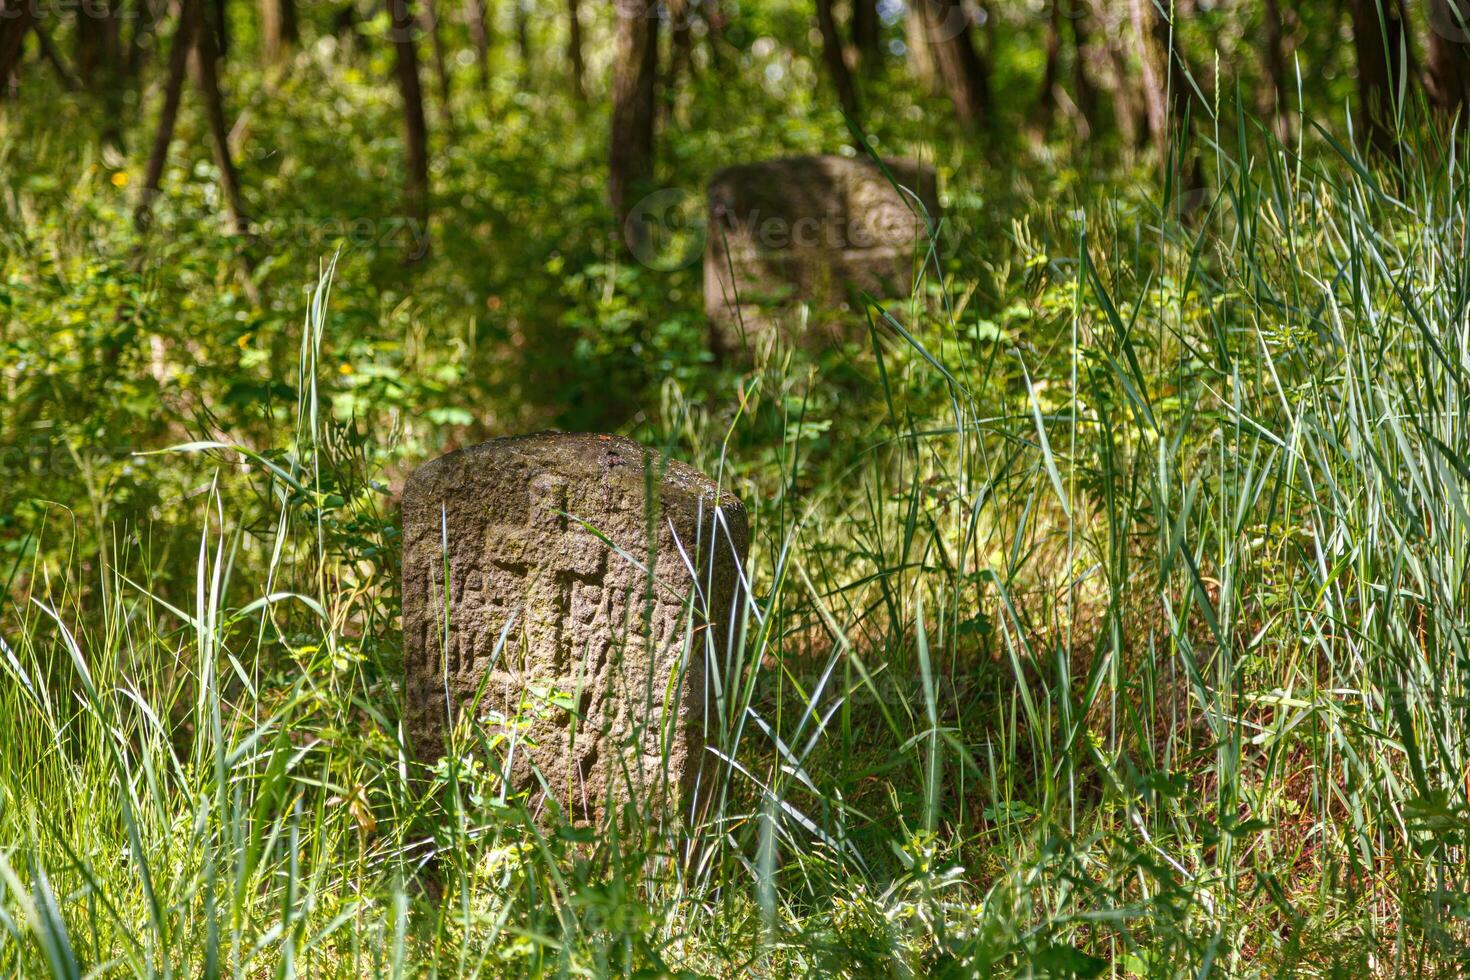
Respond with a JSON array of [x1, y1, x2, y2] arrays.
[[401, 433, 747, 824], [705, 155, 940, 338]]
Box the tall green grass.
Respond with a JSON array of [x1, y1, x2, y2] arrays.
[[5, 105, 1470, 975]]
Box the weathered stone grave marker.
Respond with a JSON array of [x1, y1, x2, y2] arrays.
[[705, 155, 940, 341], [401, 433, 747, 824]]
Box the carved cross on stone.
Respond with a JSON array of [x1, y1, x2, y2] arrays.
[[401, 433, 748, 825]]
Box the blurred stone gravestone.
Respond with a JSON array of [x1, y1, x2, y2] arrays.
[[401, 433, 747, 825], [704, 155, 940, 345]]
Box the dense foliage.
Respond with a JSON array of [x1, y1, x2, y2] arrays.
[[5, 0, 1470, 974]]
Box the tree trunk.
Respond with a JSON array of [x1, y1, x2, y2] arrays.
[[1100, 11, 1140, 147], [1068, 0, 1097, 135], [261, 0, 298, 62], [75, 1, 115, 85], [567, 0, 586, 100], [421, 0, 453, 127], [851, 0, 879, 66], [816, 0, 861, 125], [126, 0, 163, 77], [1261, 0, 1290, 101], [1034, 0, 1064, 133], [136, 7, 196, 230], [189, 0, 249, 236], [663, 0, 690, 118], [918, 0, 988, 129], [1350, 0, 1411, 153], [76, 0, 128, 146], [1128, 0, 1171, 158], [387, 0, 431, 255], [1260, 0, 1290, 128], [515, 0, 531, 80], [464, 0, 491, 88], [0, 0, 32, 96], [1428, 0, 1470, 113], [672, 1, 693, 73], [35, 24, 82, 90], [1133, 0, 1213, 191], [906, 3, 940, 95], [333, 3, 362, 52], [610, 0, 658, 237], [1129, 0, 1205, 163], [704, 0, 727, 46], [211, 0, 230, 60]]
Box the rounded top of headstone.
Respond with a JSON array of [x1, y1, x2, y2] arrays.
[[708, 154, 935, 183], [708, 155, 937, 205], [404, 432, 744, 514], [705, 155, 940, 247]]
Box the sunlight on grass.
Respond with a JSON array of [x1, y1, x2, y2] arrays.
[[5, 74, 1470, 980]]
